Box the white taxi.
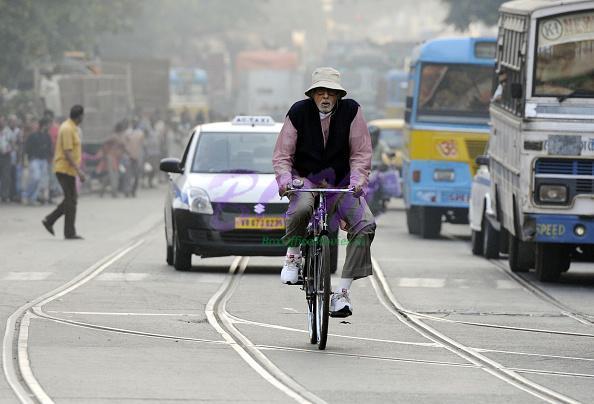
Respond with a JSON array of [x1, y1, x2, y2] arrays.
[[160, 116, 288, 270]]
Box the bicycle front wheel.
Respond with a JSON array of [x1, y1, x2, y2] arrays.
[[304, 243, 317, 344], [315, 235, 332, 350]]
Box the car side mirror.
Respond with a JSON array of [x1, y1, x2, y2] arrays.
[[475, 155, 489, 166], [510, 83, 523, 99], [160, 158, 183, 174]]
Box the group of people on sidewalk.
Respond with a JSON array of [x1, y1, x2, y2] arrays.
[[0, 110, 62, 205]]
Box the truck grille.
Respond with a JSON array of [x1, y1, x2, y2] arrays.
[[535, 159, 594, 175], [534, 158, 594, 203]]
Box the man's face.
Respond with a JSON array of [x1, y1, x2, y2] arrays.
[[312, 87, 338, 113]]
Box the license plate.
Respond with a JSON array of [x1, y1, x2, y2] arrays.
[[234, 216, 285, 230]]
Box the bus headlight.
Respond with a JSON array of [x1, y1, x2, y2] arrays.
[[538, 184, 568, 204], [433, 169, 455, 182], [188, 187, 214, 214]]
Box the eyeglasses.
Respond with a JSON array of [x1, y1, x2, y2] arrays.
[[314, 88, 338, 97]]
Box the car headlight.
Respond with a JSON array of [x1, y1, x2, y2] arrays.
[[187, 187, 213, 214], [433, 169, 455, 182], [538, 184, 568, 204]]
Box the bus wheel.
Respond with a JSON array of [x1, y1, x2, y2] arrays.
[[508, 234, 532, 272], [420, 207, 441, 239], [535, 243, 569, 282], [406, 207, 420, 235], [482, 216, 500, 259]]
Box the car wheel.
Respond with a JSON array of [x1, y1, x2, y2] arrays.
[[173, 229, 192, 271], [471, 228, 483, 256], [482, 216, 500, 259]]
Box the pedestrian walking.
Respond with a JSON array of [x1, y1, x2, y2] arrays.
[[42, 105, 86, 239], [24, 118, 52, 205], [123, 118, 144, 197]]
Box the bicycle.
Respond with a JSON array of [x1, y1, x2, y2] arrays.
[[284, 179, 353, 350]]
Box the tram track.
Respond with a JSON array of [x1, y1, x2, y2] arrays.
[[370, 257, 580, 404], [3, 240, 145, 404], [445, 232, 594, 327]]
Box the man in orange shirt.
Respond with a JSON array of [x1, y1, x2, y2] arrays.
[[42, 105, 86, 239]]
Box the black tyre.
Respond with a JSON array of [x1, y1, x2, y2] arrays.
[[166, 243, 173, 265], [420, 207, 441, 239], [482, 217, 500, 259], [471, 229, 483, 256], [508, 234, 532, 272], [173, 230, 192, 271], [316, 235, 332, 350], [406, 207, 420, 235], [303, 244, 317, 344], [535, 243, 570, 282]]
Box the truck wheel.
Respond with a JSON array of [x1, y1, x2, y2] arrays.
[[406, 207, 420, 235], [508, 234, 532, 272], [471, 228, 483, 256], [420, 207, 441, 239], [173, 230, 192, 271], [482, 216, 500, 259], [535, 243, 569, 282]]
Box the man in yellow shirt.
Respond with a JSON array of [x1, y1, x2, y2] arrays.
[[42, 105, 86, 239]]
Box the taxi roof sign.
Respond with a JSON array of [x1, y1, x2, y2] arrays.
[[232, 116, 275, 126]]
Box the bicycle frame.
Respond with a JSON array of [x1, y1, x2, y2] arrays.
[[284, 187, 352, 349]]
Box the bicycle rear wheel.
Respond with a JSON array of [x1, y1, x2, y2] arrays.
[[303, 243, 317, 344], [315, 235, 332, 350]]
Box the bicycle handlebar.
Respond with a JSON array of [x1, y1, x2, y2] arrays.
[[283, 187, 354, 197]]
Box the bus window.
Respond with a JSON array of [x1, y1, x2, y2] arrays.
[[534, 10, 594, 98], [417, 64, 493, 124]]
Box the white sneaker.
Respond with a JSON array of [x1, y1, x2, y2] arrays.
[[280, 254, 301, 285], [330, 288, 352, 317]]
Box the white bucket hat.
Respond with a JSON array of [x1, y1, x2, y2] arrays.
[[305, 67, 347, 97]]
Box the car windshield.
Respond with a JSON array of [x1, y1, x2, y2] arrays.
[[192, 132, 277, 173], [417, 63, 493, 124], [534, 11, 594, 98], [379, 128, 404, 149]]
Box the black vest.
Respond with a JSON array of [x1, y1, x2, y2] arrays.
[[288, 98, 359, 186]]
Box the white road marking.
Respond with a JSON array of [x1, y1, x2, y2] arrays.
[[496, 280, 521, 290], [397, 278, 446, 288], [282, 307, 299, 313], [226, 312, 441, 348], [47, 311, 202, 317], [394, 277, 521, 289], [3, 272, 52, 281], [96, 272, 149, 281]]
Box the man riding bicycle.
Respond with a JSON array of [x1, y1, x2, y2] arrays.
[[272, 67, 376, 318]]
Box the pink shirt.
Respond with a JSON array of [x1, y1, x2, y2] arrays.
[[272, 106, 372, 190]]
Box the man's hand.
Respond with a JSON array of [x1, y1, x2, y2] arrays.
[[278, 182, 289, 197], [78, 170, 87, 183], [350, 184, 364, 198]]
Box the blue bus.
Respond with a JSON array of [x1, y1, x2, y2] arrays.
[[403, 37, 496, 238]]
